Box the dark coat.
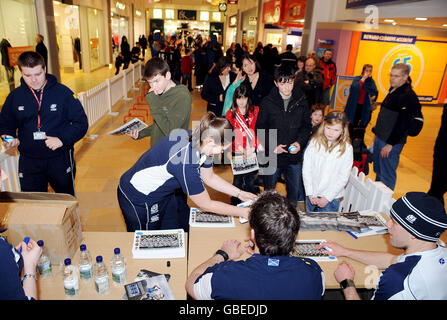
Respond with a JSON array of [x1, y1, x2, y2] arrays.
[[256, 85, 311, 167], [201, 71, 237, 117], [344, 76, 378, 127], [295, 69, 324, 107], [372, 82, 422, 146], [240, 71, 274, 107]]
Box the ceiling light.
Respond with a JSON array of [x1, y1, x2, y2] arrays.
[[442, 24, 447, 27], [392, 22, 397, 25], [415, 17, 427, 21], [384, 19, 394, 23]]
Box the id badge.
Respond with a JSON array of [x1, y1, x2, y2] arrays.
[[33, 131, 46, 140]]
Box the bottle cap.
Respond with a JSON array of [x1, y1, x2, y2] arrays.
[[80, 244, 86, 251], [96, 255, 103, 263], [64, 258, 71, 266], [37, 240, 44, 247], [114, 248, 120, 255]]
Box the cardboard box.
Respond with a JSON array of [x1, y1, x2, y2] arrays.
[[0, 192, 82, 265]]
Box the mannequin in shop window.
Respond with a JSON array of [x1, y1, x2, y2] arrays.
[[0, 38, 15, 92]]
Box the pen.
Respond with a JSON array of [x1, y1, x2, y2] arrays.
[[346, 231, 358, 239], [20, 237, 30, 253]]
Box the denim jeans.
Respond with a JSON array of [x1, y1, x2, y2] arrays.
[[372, 136, 404, 191], [263, 163, 303, 207], [305, 197, 340, 212], [182, 73, 192, 91]]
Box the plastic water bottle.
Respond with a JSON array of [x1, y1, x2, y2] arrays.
[[63, 258, 79, 297], [79, 244, 92, 281], [37, 240, 52, 276], [110, 247, 126, 286], [93, 255, 109, 295]]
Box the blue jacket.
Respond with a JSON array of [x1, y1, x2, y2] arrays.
[[0, 74, 88, 159], [344, 76, 378, 127], [0, 235, 30, 300]]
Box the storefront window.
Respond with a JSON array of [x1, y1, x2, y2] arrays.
[[111, 15, 129, 56], [53, 2, 81, 73], [0, 0, 37, 103], [87, 8, 105, 70], [165, 9, 174, 20]]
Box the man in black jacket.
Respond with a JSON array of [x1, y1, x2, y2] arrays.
[[0, 51, 88, 196], [256, 65, 311, 207], [372, 63, 423, 191]]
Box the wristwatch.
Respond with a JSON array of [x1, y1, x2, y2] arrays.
[[22, 273, 37, 281], [340, 279, 355, 289], [215, 249, 229, 261]]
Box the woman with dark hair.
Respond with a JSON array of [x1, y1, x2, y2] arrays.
[[201, 56, 237, 116], [239, 53, 274, 107], [296, 55, 306, 75], [225, 84, 261, 204], [344, 63, 378, 140], [118, 112, 256, 232]]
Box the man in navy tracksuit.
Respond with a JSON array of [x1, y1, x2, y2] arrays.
[[0, 51, 88, 196]]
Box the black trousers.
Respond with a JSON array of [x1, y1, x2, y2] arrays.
[[18, 149, 76, 196], [428, 156, 447, 205]]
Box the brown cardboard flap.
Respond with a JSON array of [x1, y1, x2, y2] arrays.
[[7, 204, 68, 225], [0, 191, 77, 204]]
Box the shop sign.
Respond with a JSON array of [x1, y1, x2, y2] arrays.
[[361, 32, 416, 44], [248, 16, 257, 26], [229, 15, 237, 27], [116, 2, 125, 11], [178, 10, 197, 20], [262, 0, 281, 25], [7, 46, 34, 67], [263, 0, 306, 26], [90, 38, 99, 49], [282, 0, 306, 22]]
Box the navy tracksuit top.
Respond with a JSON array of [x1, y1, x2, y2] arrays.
[[0, 74, 88, 159]]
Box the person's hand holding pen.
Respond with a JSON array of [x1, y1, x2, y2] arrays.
[[316, 241, 347, 257]]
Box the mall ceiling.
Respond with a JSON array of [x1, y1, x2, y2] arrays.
[[346, 17, 447, 30], [150, 0, 222, 5]]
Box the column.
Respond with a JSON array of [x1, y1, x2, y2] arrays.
[[35, 0, 61, 80]]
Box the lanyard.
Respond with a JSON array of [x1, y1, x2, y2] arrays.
[[29, 83, 45, 131]]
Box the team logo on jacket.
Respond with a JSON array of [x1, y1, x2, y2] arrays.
[[18, 106, 24, 111], [50, 104, 57, 111]]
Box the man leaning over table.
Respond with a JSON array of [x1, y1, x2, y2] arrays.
[[185, 190, 325, 300], [319, 192, 447, 300]]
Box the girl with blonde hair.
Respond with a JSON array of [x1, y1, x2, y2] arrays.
[[302, 111, 353, 212]]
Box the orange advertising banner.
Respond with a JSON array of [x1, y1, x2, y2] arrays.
[[7, 46, 34, 66]]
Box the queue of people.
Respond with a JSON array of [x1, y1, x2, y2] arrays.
[[0, 34, 445, 301]]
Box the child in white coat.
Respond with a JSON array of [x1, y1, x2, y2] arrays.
[[303, 111, 353, 212]]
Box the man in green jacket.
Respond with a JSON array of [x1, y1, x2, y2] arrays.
[[127, 57, 192, 147]]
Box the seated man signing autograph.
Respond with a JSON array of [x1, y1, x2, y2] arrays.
[[186, 190, 325, 300], [320, 192, 447, 300]]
